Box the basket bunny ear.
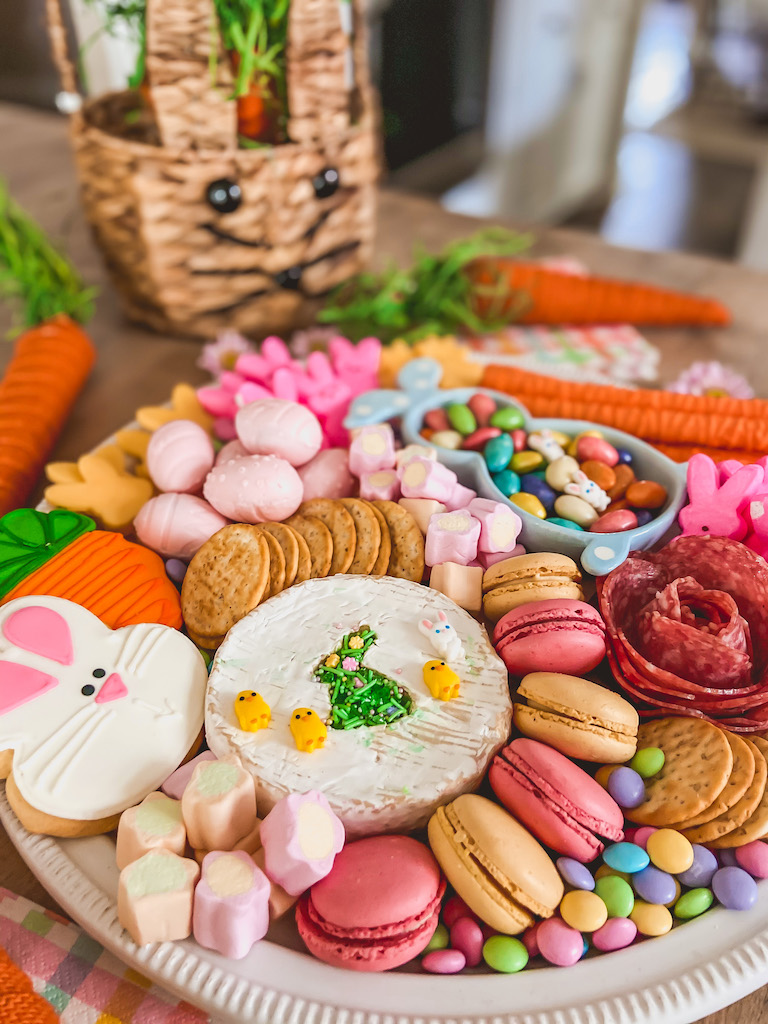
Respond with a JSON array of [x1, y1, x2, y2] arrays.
[[286, 0, 353, 142], [686, 454, 720, 502], [719, 464, 763, 510], [145, 0, 237, 150]]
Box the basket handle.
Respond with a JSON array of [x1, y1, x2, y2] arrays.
[[45, 0, 81, 105], [286, 0, 374, 143]]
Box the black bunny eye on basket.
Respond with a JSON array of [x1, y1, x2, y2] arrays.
[[312, 167, 339, 199], [206, 178, 242, 213]]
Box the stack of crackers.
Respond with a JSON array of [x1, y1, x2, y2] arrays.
[[181, 498, 426, 649], [626, 718, 768, 848]]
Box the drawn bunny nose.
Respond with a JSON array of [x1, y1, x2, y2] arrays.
[[94, 672, 128, 704]]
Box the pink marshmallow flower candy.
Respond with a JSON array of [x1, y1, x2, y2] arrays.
[[260, 791, 345, 896]]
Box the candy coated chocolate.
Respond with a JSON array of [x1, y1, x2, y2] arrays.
[[577, 436, 619, 466], [625, 479, 668, 509], [581, 460, 616, 492], [590, 509, 638, 534]]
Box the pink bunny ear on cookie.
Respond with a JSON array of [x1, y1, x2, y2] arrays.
[[3, 606, 73, 665], [0, 662, 59, 715]]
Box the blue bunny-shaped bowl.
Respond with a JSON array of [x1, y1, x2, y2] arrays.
[[345, 358, 688, 575]]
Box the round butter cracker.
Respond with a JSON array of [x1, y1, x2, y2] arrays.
[[299, 499, 356, 575]]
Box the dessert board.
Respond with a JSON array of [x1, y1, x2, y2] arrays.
[[3, 781, 768, 1024]]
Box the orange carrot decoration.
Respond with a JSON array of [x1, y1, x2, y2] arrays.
[[480, 364, 768, 464], [468, 259, 731, 327], [0, 184, 97, 515], [0, 945, 58, 1024]]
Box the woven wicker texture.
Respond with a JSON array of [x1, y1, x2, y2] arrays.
[[0, 947, 58, 1023], [46, 0, 379, 338]]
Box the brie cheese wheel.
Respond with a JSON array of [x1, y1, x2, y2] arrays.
[[205, 575, 512, 837]]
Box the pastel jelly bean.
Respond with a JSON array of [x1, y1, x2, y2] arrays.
[[712, 866, 758, 910], [632, 865, 677, 906], [422, 949, 466, 974], [442, 895, 475, 928], [567, 430, 603, 457], [603, 843, 650, 874], [630, 901, 672, 937], [425, 923, 450, 952], [510, 493, 547, 519], [556, 857, 595, 891], [634, 508, 654, 527], [664, 878, 681, 908], [595, 765, 619, 790], [560, 890, 608, 933], [646, 829, 694, 875], [580, 460, 616, 492], [537, 918, 584, 967], [735, 841, 768, 879], [510, 450, 544, 474], [521, 475, 556, 512], [677, 845, 718, 888], [633, 826, 658, 851], [607, 767, 645, 809], [446, 403, 477, 436], [548, 516, 584, 531], [521, 921, 541, 957], [463, 427, 501, 451], [591, 917, 637, 952], [594, 875, 634, 918], [554, 494, 598, 528], [626, 480, 667, 509], [511, 429, 528, 452], [467, 393, 496, 427], [489, 406, 525, 431], [424, 408, 450, 432], [431, 430, 464, 450], [545, 455, 580, 491], [492, 469, 521, 497], [615, 448, 633, 464], [577, 436, 619, 466], [485, 434, 514, 473], [590, 509, 638, 534], [674, 887, 714, 919], [629, 747, 665, 778], [450, 917, 484, 967], [607, 464, 635, 500], [482, 935, 529, 973]]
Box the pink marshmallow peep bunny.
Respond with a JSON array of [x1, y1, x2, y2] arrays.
[[678, 453, 763, 540], [328, 336, 381, 394]]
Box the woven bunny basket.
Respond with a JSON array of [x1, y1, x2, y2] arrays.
[[47, 0, 379, 338]]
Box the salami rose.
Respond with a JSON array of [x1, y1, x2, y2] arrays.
[[597, 536, 768, 732]]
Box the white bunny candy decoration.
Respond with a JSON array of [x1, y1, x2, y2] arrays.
[[418, 610, 465, 663], [0, 596, 207, 830], [679, 454, 762, 540], [527, 430, 566, 463], [563, 471, 610, 512]]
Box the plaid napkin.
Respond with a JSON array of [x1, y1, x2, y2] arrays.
[[0, 888, 209, 1023]]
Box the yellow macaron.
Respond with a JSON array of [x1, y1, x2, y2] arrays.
[[482, 552, 584, 623]]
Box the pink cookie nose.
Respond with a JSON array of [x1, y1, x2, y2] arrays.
[[95, 672, 128, 704]]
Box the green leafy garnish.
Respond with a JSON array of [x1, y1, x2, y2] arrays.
[[0, 181, 96, 334], [317, 227, 534, 344]]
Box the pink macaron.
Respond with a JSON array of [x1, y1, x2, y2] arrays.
[[296, 835, 445, 971], [489, 738, 624, 863], [493, 599, 606, 676]]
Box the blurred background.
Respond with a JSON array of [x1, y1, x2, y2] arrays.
[[5, 0, 768, 267]]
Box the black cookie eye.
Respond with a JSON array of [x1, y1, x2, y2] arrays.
[[275, 266, 303, 291], [312, 167, 339, 199], [81, 684, 95, 696], [206, 178, 242, 214], [92, 668, 106, 678]]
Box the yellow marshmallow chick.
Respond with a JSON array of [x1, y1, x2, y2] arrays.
[[423, 660, 461, 701], [234, 690, 271, 732], [290, 708, 327, 752]]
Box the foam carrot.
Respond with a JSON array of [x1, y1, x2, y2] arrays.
[[0, 183, 96, 515], [0, 945, 58, 1023], [480, 364, 768, 464], [467, 259, 731, 327]]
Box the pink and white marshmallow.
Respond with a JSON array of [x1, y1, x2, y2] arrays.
[[118, 850, 199, 945], [182, 757, 258, 854], [360, 469, 400, 502], [400, 458, 458, 503], [260, 791, 345, 896], [116, 792, 186, 870], [193, 851, 271, 959], [425, 510, 481, 567], [444, 482, 478, 511], [349, 424, 397, 477], [398, 498, 447, 535], [468, 498, 523, 553]]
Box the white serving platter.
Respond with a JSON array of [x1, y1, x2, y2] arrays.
[[3, 782, 768, 1024]]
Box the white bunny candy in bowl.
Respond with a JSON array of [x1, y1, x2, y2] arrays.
[[345, 358, 688, 576]]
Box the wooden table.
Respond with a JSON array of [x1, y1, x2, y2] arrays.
[[0, 101, 766, 1024]]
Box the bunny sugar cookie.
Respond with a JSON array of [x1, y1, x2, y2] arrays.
[[0, 596, 207, 836]]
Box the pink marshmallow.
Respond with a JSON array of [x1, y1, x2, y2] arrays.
[[398, 498, 447, 535], [444, 482, 478, 511], [181, 757, 258, 853], [349, 424, 397, 476], [360, 469, 400, 502], [260, 791, 345, 896], [429, 562, 483, 613], [425, 510, 481, 567], [478, 545, 526, 569], [395, 444, 437, 469], [118, 850, 199, 945], [400, 458, 458, 502], [134, 493, 229, 560], [193, 850, 271, 959], [298, 448, 356, 500], [161, 750, 217, 800], [116, 792, 186, 870], [253, 847, 298, 919], [472, 506, 522, 553]]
